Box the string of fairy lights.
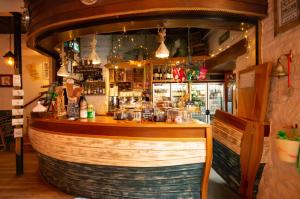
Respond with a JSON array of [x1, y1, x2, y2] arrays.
[[209, 22, 254, 59], [109, 33, 153, 64]]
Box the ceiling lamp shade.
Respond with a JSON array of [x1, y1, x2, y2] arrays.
[[3, 51, 14, 66], [57, 43, 70, 77], [57, 63, 70, 77], [155, 42, 169, 58], [155, 28, 169, 59], [89, 35, 101, 65]]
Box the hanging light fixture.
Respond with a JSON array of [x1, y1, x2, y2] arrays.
[[57, 43, 70, 77], [155, 28, 169, 58], [89, 34, 101, 65], [3, 34, 14, 66]]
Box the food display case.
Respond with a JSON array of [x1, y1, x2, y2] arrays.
[[152, 83, 171, 106], [170, 83, 189, 108], [190, 82, 225, 123], [190, 83, 207, 122]]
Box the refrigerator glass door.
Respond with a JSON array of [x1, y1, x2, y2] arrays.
[[190, 83, 208, 122], [170, 83, 188, 108], [208, 83, 225, 122], [152, 83, 171, 106]]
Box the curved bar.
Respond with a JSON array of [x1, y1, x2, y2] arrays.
[[29, 116, 212, 199]]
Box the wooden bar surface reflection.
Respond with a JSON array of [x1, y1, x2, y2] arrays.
[[29, 117, 212, 199]]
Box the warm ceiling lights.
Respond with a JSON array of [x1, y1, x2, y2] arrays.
[[155, 28, 169, 59], [57, 44, 70, 77], [89, 34, 101, 65], [3, 34, 14, 66]]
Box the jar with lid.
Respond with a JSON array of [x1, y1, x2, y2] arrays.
[[154, 108, 167, 122], [133, 109, 142, 122]]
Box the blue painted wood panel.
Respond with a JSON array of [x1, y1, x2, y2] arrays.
[[212, 139, 265, 198], [38, 153, 205, 199]]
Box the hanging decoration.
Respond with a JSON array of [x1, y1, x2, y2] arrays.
[[89, 34, 101, 65], [199, 62, 208, 80], [155, 28, 169, 58]]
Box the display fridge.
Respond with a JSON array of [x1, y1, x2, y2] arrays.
[[152, 83, 171, 106], [190, 82, 225, 123], [171, 83, 189, 108]]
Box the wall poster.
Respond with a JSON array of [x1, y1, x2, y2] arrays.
[[275, 0, 300, 35]]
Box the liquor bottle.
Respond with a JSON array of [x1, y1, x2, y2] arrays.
[[163, 67, 168, 80], [153, 68, 159, 80], [168, 67, 173, 80], [158, 67, 162, 80], [79, 94, 88, 119]]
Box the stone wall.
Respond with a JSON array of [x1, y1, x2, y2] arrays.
[[257, 0, 300, 198]]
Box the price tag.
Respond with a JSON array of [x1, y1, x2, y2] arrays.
[[12, 90, 24, 96], [14, 128, 23, 138], [12, 118, 24, 126], [13, 75, 21, 87], [12, 109, 23, 116], [12, 99, 24, 106]]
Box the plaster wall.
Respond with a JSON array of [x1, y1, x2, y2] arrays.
[[257, 0, 300, 198]]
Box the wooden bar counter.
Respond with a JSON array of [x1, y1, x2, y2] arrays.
[[29, 116, 212, 199]]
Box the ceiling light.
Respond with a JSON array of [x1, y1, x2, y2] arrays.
[[3, 51, 14, 66], [89, 34, 101, 65], [3, 34, 14, 66], [57, 44, 70, 77], [155, 28, 169, 59]]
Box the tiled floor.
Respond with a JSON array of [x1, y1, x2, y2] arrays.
[[0, 152, 241, 199], [208, 169, 241, 199]]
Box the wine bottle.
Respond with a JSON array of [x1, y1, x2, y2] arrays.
[[79, 94, 88, 119]]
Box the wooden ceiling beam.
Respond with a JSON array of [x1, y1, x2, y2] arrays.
[[206, 39, 247, 72]]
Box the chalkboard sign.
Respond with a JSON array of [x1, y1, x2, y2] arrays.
[[142, 108, 154, 121], [73, 66, 102, 73]]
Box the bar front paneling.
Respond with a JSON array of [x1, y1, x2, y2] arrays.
[[29, 117, 212, 199]]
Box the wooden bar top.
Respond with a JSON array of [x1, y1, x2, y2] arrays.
[[30, 116, 210, 138]]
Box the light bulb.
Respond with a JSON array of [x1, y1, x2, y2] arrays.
[[6, 57, 14, 66]]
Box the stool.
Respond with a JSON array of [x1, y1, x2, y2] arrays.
[[0, 128, 7, 151]]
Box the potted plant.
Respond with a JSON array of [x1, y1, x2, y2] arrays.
[[276, 125, 300, 163]]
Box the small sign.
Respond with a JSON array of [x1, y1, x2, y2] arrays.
[[73, 66, 102, 73], [12, 99, 24, 106], [142, 108, 154, 121], [12, 118, 24, 126], [12, 89, 24, 96], [13, 75, 21, 87], [12, 109, 23, 116], [14, 128, 23, 138]]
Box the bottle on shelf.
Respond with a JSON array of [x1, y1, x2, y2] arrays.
[[153, 68, 159, 80], [79, 94, 88, 119], [158, 67, 162, 80]]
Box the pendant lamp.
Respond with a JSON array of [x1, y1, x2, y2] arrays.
[[155, 28, 169, 58], [89, 34, 101, 65], [3, 34, 14, 66], [57, 43, 70, 77]]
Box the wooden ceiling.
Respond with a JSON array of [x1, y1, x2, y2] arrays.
[[0, 16, 26, 34], [24, 0, 267, 57]]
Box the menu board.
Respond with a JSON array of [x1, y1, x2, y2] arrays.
[[142, 108, 154, 121]]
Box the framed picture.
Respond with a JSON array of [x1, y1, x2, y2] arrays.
[[274, 0, 300, 36], [0, 74, 13, 87]]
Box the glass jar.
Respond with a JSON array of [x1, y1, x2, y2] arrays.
[[154, 108, 166, 122], [113, 108, 127, 120], [133, 109, 142, 122]]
